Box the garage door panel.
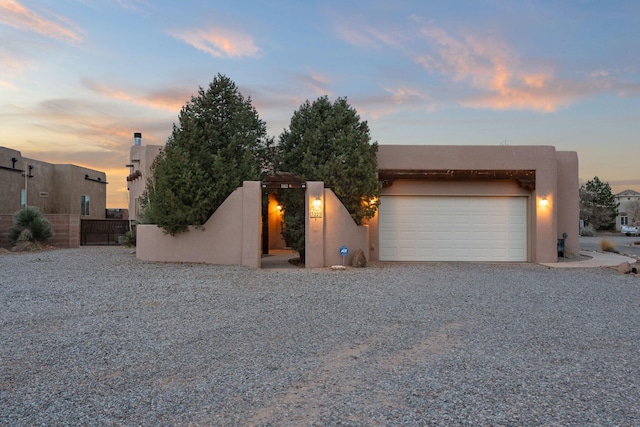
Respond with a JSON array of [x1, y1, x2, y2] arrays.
[[379, 196, 527, 262]]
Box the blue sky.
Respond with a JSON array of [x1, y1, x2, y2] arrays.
[[1, 0, 639, 208]]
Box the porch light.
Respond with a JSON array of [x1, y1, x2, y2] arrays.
[[310, 196, 323, 218], [312, 197, 322, 210], [276, 204, 282, 212], [539, 197, 549, 208], [364, 197, 378, 206]]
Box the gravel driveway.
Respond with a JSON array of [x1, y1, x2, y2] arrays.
[[2, 246, 639, 426]]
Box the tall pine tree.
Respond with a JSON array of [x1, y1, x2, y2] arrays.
[[276, 96, 380, 257], [143, 74, 273, 234]]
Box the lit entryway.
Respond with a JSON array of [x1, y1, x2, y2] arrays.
[[379, 196, 527, 262]]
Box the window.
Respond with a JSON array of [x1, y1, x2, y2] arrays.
[[621, 216, 628, 226], [81, 195, 90, 216]]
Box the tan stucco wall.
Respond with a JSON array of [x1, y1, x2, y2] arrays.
[[556, 151, 580, 255], [323, 189, 369, 266], [50, 164, 107, 219], [303, 182, 370, 268], [376, 145, 579, 263], [136, 181, 261, 267], [0, 147, 107, 218], [305, 182, 325, 268], [127, 144, 163, 220], [0, 147, 25, 214]]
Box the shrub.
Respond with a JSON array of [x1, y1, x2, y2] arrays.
[[8, 207, 54, 245], [600, 238, 618, 253], [122, 227, 136, 247]]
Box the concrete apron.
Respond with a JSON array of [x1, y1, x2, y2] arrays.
[[541, 250, 637, 268]]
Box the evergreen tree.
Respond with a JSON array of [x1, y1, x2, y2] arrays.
[[276, 96, 380, 257], [579, 176, 619, 230], [143, 74, 273, 234]]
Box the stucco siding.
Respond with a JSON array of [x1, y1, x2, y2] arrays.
[[136, 182, 261, 267], [0, 147, 107, 218], [375, 145, 578, 263], [322, 188, 369, 266], [556, 151, 580, 255]]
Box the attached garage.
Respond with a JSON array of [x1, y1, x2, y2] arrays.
[[379, 196, 527, 262]]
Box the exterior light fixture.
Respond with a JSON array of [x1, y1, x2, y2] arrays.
[[539, 197, 549, 208], [276, 204, 282, 211], [312, 197, 322, 210], [310, 196, 322, 218]]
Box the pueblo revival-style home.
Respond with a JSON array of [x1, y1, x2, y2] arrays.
[[0, 146, 107, 218], [129, 138, 578, 267], [0, 146, 109, 249]]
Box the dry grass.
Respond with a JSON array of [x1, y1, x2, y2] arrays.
[[600, 238, 618, 253]]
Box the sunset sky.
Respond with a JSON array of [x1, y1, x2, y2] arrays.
[[1, 0, 639, 208]]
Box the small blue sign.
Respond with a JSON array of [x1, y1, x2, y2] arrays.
[[339, 246, 349, 256]]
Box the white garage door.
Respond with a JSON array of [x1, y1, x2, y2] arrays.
[[379, 196, 527, 262]]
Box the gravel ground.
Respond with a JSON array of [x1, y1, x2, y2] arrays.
[[1, 246, 640, 426]]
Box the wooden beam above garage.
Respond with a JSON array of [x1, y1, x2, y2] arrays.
[[378, 169, 536, 190]]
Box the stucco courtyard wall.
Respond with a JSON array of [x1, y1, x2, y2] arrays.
[[303, 182, 369, 268], [136, 182, 261, 267]]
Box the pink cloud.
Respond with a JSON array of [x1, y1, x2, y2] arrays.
[[0, 0, 83, 43], [331, 12, 405, 49], [417, 27, 550, 110], [413, 25, 615, 112], [81, 79, 186, 112], [0, 79, 18, 90], [295, 70, 332, 97], [171, 26, 259, 58], [386, 86, 426, 105]]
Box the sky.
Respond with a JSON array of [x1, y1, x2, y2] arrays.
[[1, 0, 639, 208]]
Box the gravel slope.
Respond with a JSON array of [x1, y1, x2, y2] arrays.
[[1, 246, 639, 426]]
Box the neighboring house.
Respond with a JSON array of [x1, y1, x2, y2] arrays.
[[126, 133, 162, 221], [0, 146, 107, 218], [615, 189, 640, 230], [133, 142, 579, 265]]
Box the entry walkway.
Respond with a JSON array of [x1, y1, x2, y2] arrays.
[[541, 250, 637, 268], [261, 249, 301, 269]]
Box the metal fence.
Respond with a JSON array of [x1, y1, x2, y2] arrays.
[[80, 219, 130, 245]]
